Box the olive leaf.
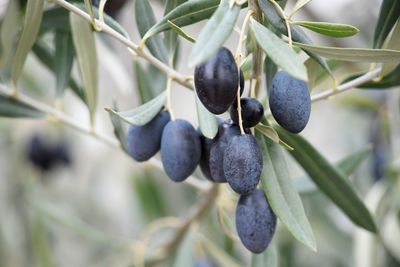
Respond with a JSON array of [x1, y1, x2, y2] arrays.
[[265, 56, 278, 94], [54, 30, 75, 98], [135, 0, 169, 63], [296, 145, 372, 194], [143, 0, 221, 41], [293, 42, 400, 62], [134, 62, 154, 104], [256, 129, 316, 251], [32, 41, 85, 102], [199, 235, 242, 267], [189, 0, 241, 66], [108, 104, 129, 154], [255, 124, 293, 151], [70, 12, 98, 125], [381, 21, 400, 76], [172, 229, 195, 267], [290, 0, 313, 17], [250, 19, 308, 81], [164, 0, 188, 55], [251, 242, 279, 267], [373, 0, 400, 48], [167, 20, 196, 43], [11, 0, 45, 86], [105, 91, 167, 126], [0, 0, 19, 70], [350, 64, 400, 89], [275, 126, 377, 233], [293, 21, 359, 38], [0, 94, 44, 118], [195, 92, 218, 139]]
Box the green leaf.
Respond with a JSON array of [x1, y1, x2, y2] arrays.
[[343, 65, 400, 89], [251, 242, 279, 267], [105, 91, 167, 126], [256, 129, 316, 251], [0, 0, 19, 70], [0, 94, 44, 118], [143, 0, 220, 41], [135, 0, 169, 63], [293, 42, 400, 62], [195, 92, 218, 139], [255, 124, 293, 151], [11, 0, 45, 86], [32, 41, 85, 102], [373, 0, 400, 48], [293, 21, 359, 38], [164, 0, 187, 55], [274, 126, 378, 233], [297, 145, 372, 194], [258, 0, 332, 77], [54, 30, 75, 98], [264, 56, 278, 94], [250, 19, 308, 81], [172, 230, 195, 267], [290, 0, 313, 17], [382, 21, 400, 76], [167, 20, 196, 43], [200, 235, 242, 267], [134, 62, 154, 104], [108, 104, 129, 153], [70, 12, 98, 124], [189, 0, 240, 66]]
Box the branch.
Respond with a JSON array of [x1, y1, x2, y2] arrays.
[[51, 0, 194, 90], [265, 67, 382, 117], [0, 84, 210, 191]]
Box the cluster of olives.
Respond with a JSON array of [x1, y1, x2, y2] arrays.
[[127, 47, 311, 253], [27, 135, 71, 172]]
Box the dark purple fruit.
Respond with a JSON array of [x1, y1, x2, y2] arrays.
[[199, 134, 214, 181], [127, 111, 170, 162], [223, 134, 262, 194], [236, 189, 277, 253], [209, 121, 241, 183], [230, 97, 264, 128], [269, 71, 311, 133], [239, 69, 245, 96], [92, 0, 128, 17], [161, 119, 201, 182], [194, 47, 239, 114]]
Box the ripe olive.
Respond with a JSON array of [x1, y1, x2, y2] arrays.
[[230, 97, 264, 128]]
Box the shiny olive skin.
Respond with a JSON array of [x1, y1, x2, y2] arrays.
[[223, 134, 262, 194], [127, 111, 170, 162], [194, 47, 239, 114], [199, 134, 214, 181], [236, 189, 277, 253], [161, 119, 201, 182], [270, 71, 311, 133], [230, 97, 264, 128]]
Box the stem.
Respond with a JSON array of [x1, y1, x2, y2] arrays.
[[269, 0, 292, 48], [51, 0, 194, 91], [166, 77, 175, 120], [145, 185, 219, 266], [98, 0, 108, 23], [83, 0, 101, 31], [264, 67, 383, 117], [0, 84, 210, 191]]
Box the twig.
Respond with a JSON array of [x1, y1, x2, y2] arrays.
[[0, 84, 210, 191], [265, 67, 382, 117], [51, 0, 194, 90]]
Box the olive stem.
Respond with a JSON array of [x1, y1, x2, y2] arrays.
[[0, 84, 210, 191], [98, 0, 108, 23], [269, 0, 293, 48], [166, 77, 175, 120], [83, 0, 102, 32], [234, 10, 254, 135], [264, 67, 383, 117], [52, 0, 194, 91]]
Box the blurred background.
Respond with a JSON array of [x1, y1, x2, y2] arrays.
[[1, 0, 400, 266]]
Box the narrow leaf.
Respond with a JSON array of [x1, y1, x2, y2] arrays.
[[0, 0, 19, 70], [189, 0, 240, 66], [290, 0, 313, 17], [32, 42, 85, 102], [200, 235, 242, 267], [54, 30, 74, 97], [275, 126, 378, 233], [11, 0, 45, 85], [345, 65, 400, 89], [109, 104, 129, 153], [382, 21, 400, 76], [195, 92, 218, 139], [251, 242, 279, 267], [105, 91, 167, 126], [0, 94, 44, 118], [70, 12, 98, 124], [294, 21, 359, 38], [167, 20, 196, 43], [256, 129, 316, 251], [294, 42, 400, 62], [172, 230, 195, 267], [373, 0, 400, 48], [134, 62, 154, 103], [255, 124, 293, 151], [164, 0, 188, 54], [143, 0, 221, 40], [250, 19, 308, 81], [135, 0, 169, 63], [264, 56, 278, 94]]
